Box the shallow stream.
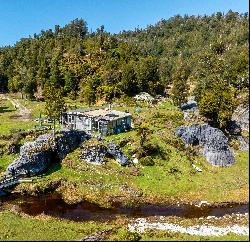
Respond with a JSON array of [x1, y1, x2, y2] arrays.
[[0, 193, 248, 222]]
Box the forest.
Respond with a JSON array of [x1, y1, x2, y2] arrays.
[[0, 10, 249, 129]]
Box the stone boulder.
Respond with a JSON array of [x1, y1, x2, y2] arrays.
[[80, 139, 130, 166], [134, 92, 155, 102], [232, 105, 249, 131], [6, 130, 89, 176], [81, 140, 108, 165], [107, 142, 130, 166], [176, 124, 235, 166], [180, 97, 198, 113]]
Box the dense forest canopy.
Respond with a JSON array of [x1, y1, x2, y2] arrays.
[[0, 11, 249, 128]]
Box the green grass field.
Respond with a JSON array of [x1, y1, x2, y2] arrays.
[[0, 210, 248, 241], [0, 95, 249, 241], [6, 97, 248, 207]]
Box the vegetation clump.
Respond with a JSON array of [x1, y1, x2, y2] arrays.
[[140, 156, 155, 166]]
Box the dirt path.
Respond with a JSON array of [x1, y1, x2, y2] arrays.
[[0, 94, 32, 121]]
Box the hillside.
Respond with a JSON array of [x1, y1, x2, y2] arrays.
[[0, 10, 249, 241], [0, 11, 249, 130]]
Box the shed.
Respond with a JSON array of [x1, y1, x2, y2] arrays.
[[62, 108, 132, 136]]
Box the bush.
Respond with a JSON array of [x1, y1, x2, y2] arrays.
[[229, 139, 241, 150], [140, 156, 155, 166], [111, 228, 141, 241], [168, 166, 182, 174], [163, 135, 186, 151], [143, 143, 159, 154]]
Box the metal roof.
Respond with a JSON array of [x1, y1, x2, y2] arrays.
[[66, 108, 131, 121]]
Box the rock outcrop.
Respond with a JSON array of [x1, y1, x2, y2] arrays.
[[107, 142, 130, 166], [6, 130, 89, 176], [81, 139, 130, 166], [134, 92, 155, 102], [81, 140, 108, 165], [180, 97, 201, 122], [232, 105, 249, 131], [176, 124, 235, 166], [180, 97, 198, 113]]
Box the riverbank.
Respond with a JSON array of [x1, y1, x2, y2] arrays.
[[10, 147, 249, 208], [0, 206, 248, 241]]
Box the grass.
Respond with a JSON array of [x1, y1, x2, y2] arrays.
[[0, 210, 110, 241], [0, 96, 249, 206], [140, 230, 249, 241], [9, 98, 248, 207], [0, 210, 248, 241], [0, 99, 36, 135]]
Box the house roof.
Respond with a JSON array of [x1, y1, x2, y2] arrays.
[[66, 108, 131, 122]]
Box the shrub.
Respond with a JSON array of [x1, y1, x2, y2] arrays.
[[143, 143, 160, 154], [113, 228, 141, 241], [168, 166, 182, 175], [140, 156, 155, 166], [163, 135, 186, 151], [135, 143, 161, 159], [229, 139, 241, 150]]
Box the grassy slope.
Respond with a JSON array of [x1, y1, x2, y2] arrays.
[[0, 97, 249, 241], [0, 99, 36, 135], [11, 99, 248, 206]]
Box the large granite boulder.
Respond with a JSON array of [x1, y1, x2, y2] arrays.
[[6, 130, 89, 176], [176, 124, 235, 166]]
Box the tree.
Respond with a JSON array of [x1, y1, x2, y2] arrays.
[[43, 81, 66, 134], [193, 42, 236, 130], [137, 122, 152, 147], [61, 18, 88, 38], [171, 61, 190, 106], [198, 83, 235, 129]]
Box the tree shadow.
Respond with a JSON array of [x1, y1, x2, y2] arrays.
[[0, 106, 14, 113], [45, 162, 62, 176]]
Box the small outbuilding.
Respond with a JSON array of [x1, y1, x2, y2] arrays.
[[62, 108, 132, 136]]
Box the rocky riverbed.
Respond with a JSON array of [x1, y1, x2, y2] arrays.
[[128, 217, 249, 236]]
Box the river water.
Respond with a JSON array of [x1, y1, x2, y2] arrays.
[[0, 193, 248, 222]]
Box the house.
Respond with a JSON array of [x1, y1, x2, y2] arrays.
[[62, 108, 132, 136]]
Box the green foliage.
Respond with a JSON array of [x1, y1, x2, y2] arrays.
[[111, 228, 141, 241], [0, 11, 248, 128], [44, 82, 66, 120], [197, 82, 235, 129], [140, 156, 155, 166], [171, 61, 190, 106], [136, 122, 152, 147]]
